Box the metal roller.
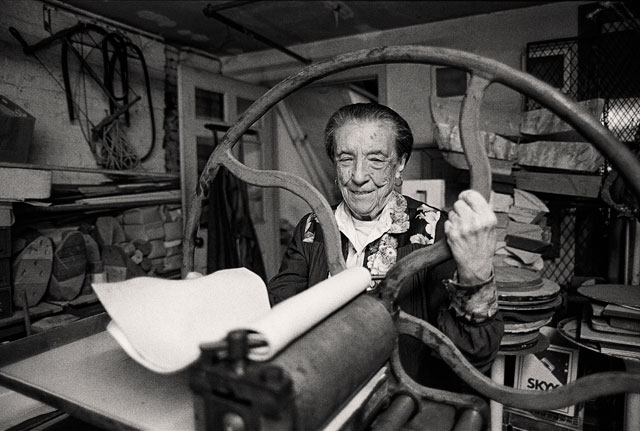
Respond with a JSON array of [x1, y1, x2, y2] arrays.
[[268, 294, 395, 429]]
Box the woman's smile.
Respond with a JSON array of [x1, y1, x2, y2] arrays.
[[350, 189, 374, 195]]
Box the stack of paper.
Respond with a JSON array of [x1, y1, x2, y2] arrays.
[[493, 188, 551, 272]]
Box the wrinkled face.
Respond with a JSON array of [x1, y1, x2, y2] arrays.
[[334, 120, 406, 220]]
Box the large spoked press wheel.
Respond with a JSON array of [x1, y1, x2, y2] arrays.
[[182, 46, 640, 414]]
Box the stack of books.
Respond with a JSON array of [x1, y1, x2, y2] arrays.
[[578, 284, 640, 359]]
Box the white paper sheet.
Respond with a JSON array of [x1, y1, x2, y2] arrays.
[[93, 268, 270, 373]]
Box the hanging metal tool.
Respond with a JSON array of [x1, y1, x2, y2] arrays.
[[9, 24, 156, 166], [10, 23, 107, 122]]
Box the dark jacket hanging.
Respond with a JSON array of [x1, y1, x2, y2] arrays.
[[207, 166, 267, 280]]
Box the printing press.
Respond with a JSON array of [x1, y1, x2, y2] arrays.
[[2, 46, 640, 431]]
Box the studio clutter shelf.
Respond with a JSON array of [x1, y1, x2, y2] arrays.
[[0, 162, 181, 214], [0, 161, 183, 341]]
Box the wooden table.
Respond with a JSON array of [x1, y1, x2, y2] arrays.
[[0, 313, 195, 430]]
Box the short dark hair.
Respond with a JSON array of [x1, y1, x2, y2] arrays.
[[324, 103, 414, 162]]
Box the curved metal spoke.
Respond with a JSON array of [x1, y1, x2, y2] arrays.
[[460, 74, 492, 200], [182, 147, 225, 276], [389, 336, 489, 418], [396, 311, 640, 411]]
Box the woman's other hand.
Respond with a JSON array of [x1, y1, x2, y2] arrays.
[[444, 190, 497, 284]]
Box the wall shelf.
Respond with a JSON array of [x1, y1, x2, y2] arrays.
[[0, 161, 178, 181]]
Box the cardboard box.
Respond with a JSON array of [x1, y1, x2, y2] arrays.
[[504, 328, 584, 431], [0, 95, 35, 163]]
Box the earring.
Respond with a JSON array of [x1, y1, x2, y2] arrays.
[[395, 176, 403, 187], [334, 177, 338, 185]]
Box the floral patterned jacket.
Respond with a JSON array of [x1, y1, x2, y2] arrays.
[[267, 192, 503, 384]]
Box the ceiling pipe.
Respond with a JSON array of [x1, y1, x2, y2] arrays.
[[204, 1, 258, 13], [203, 3, 312, 65]]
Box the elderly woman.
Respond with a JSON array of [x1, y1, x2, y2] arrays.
[[268, 103, 503, 391]]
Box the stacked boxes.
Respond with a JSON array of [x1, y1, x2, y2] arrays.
[[121, 205, 183, 274]]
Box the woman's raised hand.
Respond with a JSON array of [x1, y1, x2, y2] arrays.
[[444, 190, 497, 284]]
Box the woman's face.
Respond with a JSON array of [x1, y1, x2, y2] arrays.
[[334, 120, 406, 220]]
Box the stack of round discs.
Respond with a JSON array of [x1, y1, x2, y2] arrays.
[[496, 266, 561, 352]]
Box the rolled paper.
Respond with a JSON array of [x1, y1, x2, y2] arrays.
[[242, 266, 372, 361]]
